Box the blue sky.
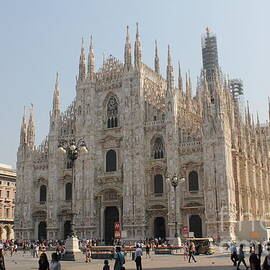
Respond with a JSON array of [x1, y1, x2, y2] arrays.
[[1, 0, 269, 168]]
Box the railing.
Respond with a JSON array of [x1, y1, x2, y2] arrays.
[[145, 120, 165, 127]]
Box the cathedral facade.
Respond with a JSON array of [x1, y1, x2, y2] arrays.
[[15, 26, 270, 242]]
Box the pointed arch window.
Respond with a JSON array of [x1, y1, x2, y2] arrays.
[[106, 150, 117, 172], [65, 183, 72, 201], [154, 174, 163, 194], [188, 171, 199, 191], [153, 137, 165, 159], [40, 185, 47, 203], [107, 96, 118, 128]]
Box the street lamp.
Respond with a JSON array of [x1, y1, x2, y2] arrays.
[[166, 174, 185, 238], [58, 138, 88, 260]]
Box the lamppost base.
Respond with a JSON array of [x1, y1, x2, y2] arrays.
[[62, 236, 81, 261]]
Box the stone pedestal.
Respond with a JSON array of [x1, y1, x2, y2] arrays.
[[62, 236, 81, 261]]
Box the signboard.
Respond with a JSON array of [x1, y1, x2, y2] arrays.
[[183, 232, 189, 238], [121, 230, 127, 238], [114, 230, 121, 239], [188, 232, 194, 238], [114, 222, 121, 231], [182, 226, 188, 232]]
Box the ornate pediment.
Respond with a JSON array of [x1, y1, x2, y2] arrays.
[[99, 134, 122, 149]]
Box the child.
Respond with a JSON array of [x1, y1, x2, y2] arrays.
[[103, 259, 110, 270]]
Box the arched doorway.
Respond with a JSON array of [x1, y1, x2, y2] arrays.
[[38, 221, 47, 241], [154, 217, 166, 239], [64, 220, 71, 239], [189, 215, 202, 237], [104, 207, 119, 245]]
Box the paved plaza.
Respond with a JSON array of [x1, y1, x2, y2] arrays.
[[4, 251, 253, 270]]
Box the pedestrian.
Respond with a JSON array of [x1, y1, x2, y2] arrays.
[[113, 246, 125, 270], [249, 250, 261, 270], [183, 242, 189, 261], [134, 244, 143, 270], [237, 244, 249, 270], [145, 244, 150, 259], [188, 242, 197, 263], [258, 243, 263, 263], [0, 249, 5, 270], [263, 253, 270, 270], [50, 252, 61, 270], [231, 242, 238, 266], [34, 244, 39, 258], [38, 252, 50, 270], [103, 259, 110, 270], [85, 246, 91, 262]]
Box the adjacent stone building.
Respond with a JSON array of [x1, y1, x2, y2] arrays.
[[15, 26, 270, 242], [0, 163, 16, 240]]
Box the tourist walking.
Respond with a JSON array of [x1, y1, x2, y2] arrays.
[[249, 250, 261, 270], [145, 244, 151, 259], [103, 259, 110, 270], [262, 253, 270, 270], [237, 244, 249, 270], [188, 242, 197, 263], [113, 246, 125, 270], [231, 242, 238, 266], [134, 244, 143, 270], [85, 246, 91, 262], [50, 252, 61, 270], [0, 249, 6, 270], [183, 242, 189, 261], [38, 252, 50, 270], [257, 243, 263, 263]]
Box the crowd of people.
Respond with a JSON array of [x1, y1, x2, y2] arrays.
[[0, 237, 268, 269], [230, 241, 270, 270]]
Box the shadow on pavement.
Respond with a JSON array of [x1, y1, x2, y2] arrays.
[[143, 266, 234, 270]]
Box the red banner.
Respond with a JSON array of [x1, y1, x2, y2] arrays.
[[182, 226, 188, 232], [114, 230, 121, 239], [114, 222, 121, 231]]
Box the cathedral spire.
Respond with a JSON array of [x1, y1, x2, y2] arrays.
[[166, 45, 174, 91], [134, 22, 142, 69], [79, 37, 86, 81], [27, 104, 35, 149], [88, 35, 95, 77], [178, 61, 183, 91], [154, 40, 160, 74], [20, 107, 27, 146], [52, 72, 60, 116], [124, 26, 132, 71]]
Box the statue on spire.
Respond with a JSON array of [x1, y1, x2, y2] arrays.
[[79, 38, 86, 81], [134, 22, 142, 69], [154, 40, 160, 74], [27, 104, 35, 149], [52, 72, 60, 116], [20, 107, 27, 146], [88, 36, 95, 78], [124, 26, 132, 71]]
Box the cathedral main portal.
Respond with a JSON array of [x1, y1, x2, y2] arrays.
[[104, 207, 119, 245]]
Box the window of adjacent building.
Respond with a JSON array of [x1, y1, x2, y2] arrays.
[[106, 150, 117, 172], [7, 182, 10, 186], [6, 208, 9, 218], [65, 183, 72, 201], [107, 96, 118, 128], [0, 190, 2, 197], [154, 174, 163, 194], [188, 171, 199, 191], [6, 191, 10, 198], [153, 137, 165, 159], [40, 185, 47, 202]]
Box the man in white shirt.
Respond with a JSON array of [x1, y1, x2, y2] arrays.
[[134, 244, 143, 270]]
